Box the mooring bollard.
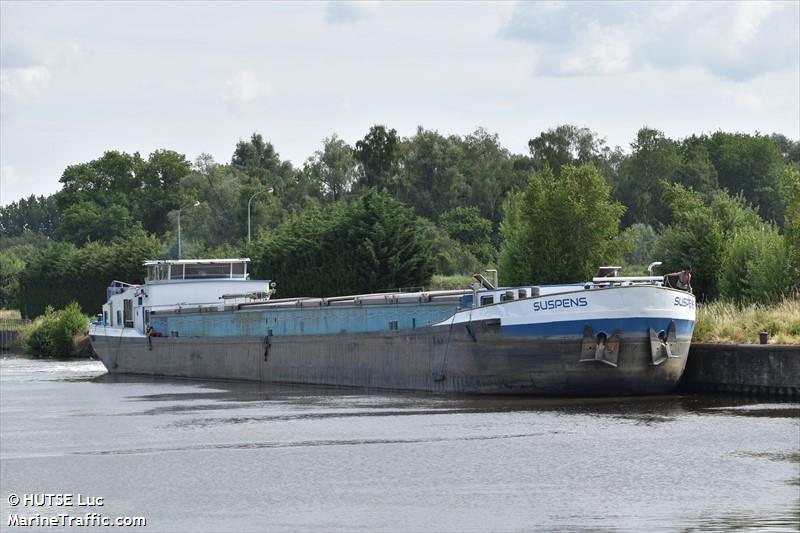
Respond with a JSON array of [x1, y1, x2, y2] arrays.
[[759, 331, 768, 345]]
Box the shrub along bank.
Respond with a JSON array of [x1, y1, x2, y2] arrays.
[[22, 302, 90, 358]]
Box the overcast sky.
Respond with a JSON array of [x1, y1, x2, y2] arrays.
[[1, 0, 798, 206]]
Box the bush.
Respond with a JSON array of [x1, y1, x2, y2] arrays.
[[418, 218, 483, 276], [719, 225, 790, 303], [655, 186, 764, 300], [22, 302, 89, 358]]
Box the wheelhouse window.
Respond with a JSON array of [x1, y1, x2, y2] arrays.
[[170, 264, 184, 279], [231, 262, 246, 278], [184, 263, 231, 279], [480, 295, 494, 306], [145, 260, 250, 281]]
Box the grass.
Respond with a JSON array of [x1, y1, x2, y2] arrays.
[[694, 297, 800, 344]]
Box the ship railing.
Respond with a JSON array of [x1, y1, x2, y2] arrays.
[[591, 276, 665, 286], [106, 280, 139, 299]]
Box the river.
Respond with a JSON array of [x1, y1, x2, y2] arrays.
[[1, 355, 798, 532]]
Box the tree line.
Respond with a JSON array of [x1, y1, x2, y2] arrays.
[[1, 124, 798, 317]]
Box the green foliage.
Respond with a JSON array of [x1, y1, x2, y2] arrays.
[[705, 132, 784, 223], [620, 223, 659, 266], [0, 250, 25, 309], [51, 149, 191, 243], [18, 230, 163, 317], [719, 225, 789, 303], [438, 207, 495, 264], [22, 302, 89, 358], [251, 191, 434, 297], [230, 133, 311, 212], [3, 125, 798, 309], [655, 186, 767, 300], [499, 165, 626, 285], [354, 125, 400, 191], [616, 128, 683, 227], [305, 134, 358, 202], [428, 274, 474, 290], [138, 150, 192, 234], [675, 136, 719, 197], [57, 201, 141, 244], [417, 218, 482, 276], [770, 133, 800, 165], [0, 195, 59, 238], [527, 124, 618, 178], [395, 127, 469, 221], [781, 165, 800, 286]]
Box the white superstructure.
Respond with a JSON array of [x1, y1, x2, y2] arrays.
[[98, 259, 272, 335]]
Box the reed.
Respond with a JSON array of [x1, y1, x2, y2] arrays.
[[694, 296, 800, 344], [427, 275, 475, 290]]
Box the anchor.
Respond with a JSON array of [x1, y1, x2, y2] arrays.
[[649, 320, 678, 366], [580, 325, 621, 367]]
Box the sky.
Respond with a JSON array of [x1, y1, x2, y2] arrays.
[[1, 0, 799, 206]]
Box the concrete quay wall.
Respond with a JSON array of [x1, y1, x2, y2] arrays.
[[681, 343, 800, 397]]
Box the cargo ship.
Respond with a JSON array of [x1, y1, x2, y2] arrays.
[[89, 258, 695, 395]]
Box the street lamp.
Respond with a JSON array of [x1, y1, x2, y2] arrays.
[[247, 187, 274, 245], [177, 200, 200, 259]]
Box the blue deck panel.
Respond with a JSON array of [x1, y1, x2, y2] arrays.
[[151, 302, 460, 338]]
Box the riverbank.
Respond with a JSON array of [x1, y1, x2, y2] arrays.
[[682, 343, 800, 397]]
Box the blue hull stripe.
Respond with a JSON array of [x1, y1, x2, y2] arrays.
[[502, 317, 695, 338]]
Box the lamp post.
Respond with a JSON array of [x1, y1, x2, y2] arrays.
[[248, 187, 274, 245], [177, 200, 200, 259]]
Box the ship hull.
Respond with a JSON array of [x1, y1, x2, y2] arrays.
[[91, 318, 690, 395]]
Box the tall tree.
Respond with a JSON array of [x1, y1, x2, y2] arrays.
[[782, 165, 800, 287], [499, 165, 626, 285], [354, 125, 400, 190], [231, 133, 299, 199], [705, 132, 785, 223], [675, 136, 719, 197], [528, 124, 619, 178], [0, 195, 59, 238], [251, 191, 433, 297], [456, 128, 525, 227], [395, 127, 468, 221], [139, 150, 192, 235], [615, 127, 682, 227], [305, 134, 358, 202]]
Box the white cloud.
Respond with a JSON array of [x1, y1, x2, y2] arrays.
[[0, 38, 85, 109], [222, 70, 270, 113], [503, 1, 800, 80], [0, 65, 51, 103]]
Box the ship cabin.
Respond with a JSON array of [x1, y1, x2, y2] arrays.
[[100, 259, 272, 334]]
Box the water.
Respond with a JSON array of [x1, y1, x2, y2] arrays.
[[1, 355, 798, 532]]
